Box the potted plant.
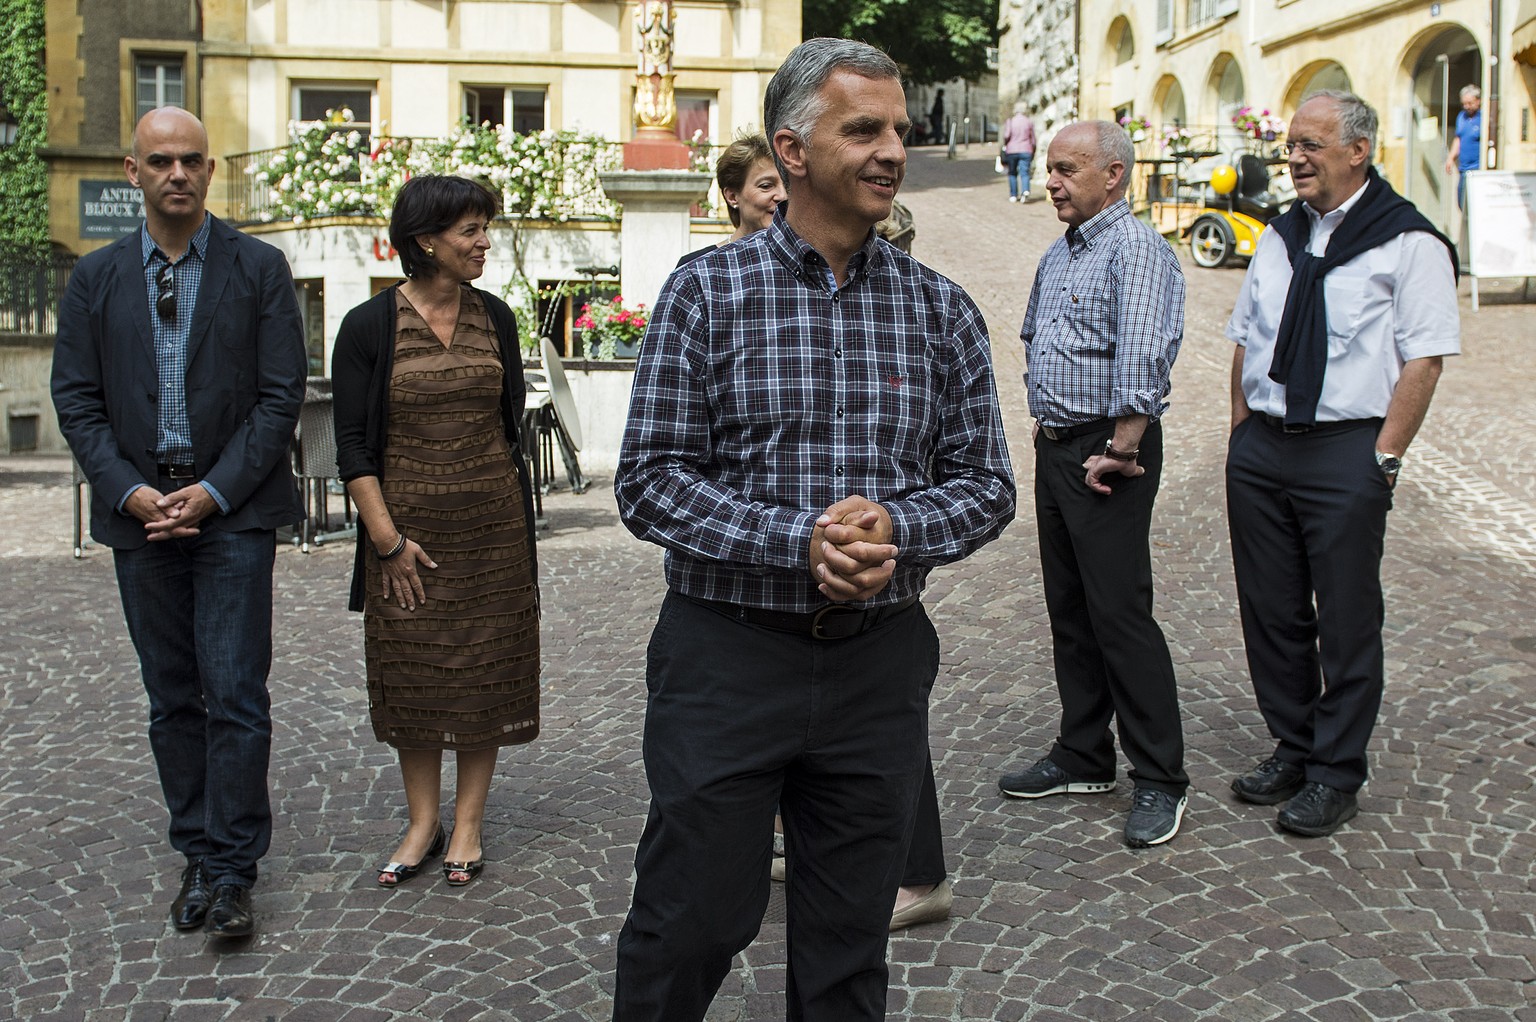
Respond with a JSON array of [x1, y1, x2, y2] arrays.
[[1232, 106, 1286, 142], [1119, 113, 1152, 142], [1162, 125, 1193, 154], [574, 294, 649, 360]]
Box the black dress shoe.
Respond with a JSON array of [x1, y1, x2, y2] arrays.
[[204, 884, 255, 938], [170, 858, 211, 931], [1231, 756, 1306, 805], [1277, 781, 1358, 837]]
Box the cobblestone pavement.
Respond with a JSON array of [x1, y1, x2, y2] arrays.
[[4, 145, 1534, 1022]]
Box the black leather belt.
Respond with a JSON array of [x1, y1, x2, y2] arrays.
[[156, 462, 196, 480], [690, 594, 920, 640], [1038, 418, 1113, 441], [1254, 413, 1379, 435]]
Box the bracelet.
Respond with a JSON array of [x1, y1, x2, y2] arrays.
[[1102, 438, 1139, 462], [377, 534, 408, 560]]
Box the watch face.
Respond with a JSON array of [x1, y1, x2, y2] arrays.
[[1378, 456, 1401, 474]]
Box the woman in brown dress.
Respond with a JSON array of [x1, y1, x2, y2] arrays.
[[332, 175, 539, 889]]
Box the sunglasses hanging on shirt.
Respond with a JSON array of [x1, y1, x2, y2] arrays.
[[156, 263, 176, 319]]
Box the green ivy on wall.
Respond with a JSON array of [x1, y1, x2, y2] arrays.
[[0, 0, 48, 258]]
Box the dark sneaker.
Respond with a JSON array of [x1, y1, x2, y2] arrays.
[[998, 756, 1115, 799], [1231, 757, 1305, 805], [1277, 782, 1358, 837], [1124, 788, 1188, 847]]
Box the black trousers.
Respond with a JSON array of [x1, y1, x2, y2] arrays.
[[1033, 421, 1187, 794], [1225, 415, 1391, 792], [613, 591, 938, 1022]]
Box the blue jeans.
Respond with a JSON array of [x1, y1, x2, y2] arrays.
[[1005, 151, 1034, 198], [113, 527, 277, 888]]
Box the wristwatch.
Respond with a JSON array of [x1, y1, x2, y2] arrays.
[[1375, 451, 1402, 478]]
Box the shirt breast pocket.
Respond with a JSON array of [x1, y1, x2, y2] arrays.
[[1324, 275, 1368, 356]]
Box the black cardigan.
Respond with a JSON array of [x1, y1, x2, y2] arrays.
[[331, 283, 538, 612]]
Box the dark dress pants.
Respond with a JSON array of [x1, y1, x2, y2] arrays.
[[613, 591, 937, 1022], [113, 526, 277, 889], [1034, 421, 1187, 794], [1225, 416, 1390, 792]]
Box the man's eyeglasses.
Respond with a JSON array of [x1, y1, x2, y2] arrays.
[[1280, 140, 1336, 157], [155, 263, 176, 319]]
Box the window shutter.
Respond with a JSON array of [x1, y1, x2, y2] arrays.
[[1156, 0, 1175, 43]]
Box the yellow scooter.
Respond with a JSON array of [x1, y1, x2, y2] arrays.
[[1183, 153, 1292, 268]]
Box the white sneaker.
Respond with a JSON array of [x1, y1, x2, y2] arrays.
[[1009, 195, 1018, 203]]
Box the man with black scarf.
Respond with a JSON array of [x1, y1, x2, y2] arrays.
[[1223, 91, 1459, 837]]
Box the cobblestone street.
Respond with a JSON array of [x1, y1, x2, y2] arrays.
[[3, 144, 1534, 1021]]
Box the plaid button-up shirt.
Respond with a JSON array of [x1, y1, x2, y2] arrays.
[[616, 208, 1016, 612], [1020, 200, 1184, 426]]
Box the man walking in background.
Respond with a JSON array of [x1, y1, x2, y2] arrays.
[[1444, 84, 1481, 210], [998, 119, 1190, 849]]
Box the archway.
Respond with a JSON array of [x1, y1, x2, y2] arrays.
[[1284, 61, 1352, 115], [1155, 75, 1187, 129], [1208, 54, 1246, 147], [1404, 26, 1482, 233]]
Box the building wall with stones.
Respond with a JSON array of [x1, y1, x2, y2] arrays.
[[996, 0, 1079, 142]]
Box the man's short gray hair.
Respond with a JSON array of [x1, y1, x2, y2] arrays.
[[763, 37, 901, 187], [1460, 84, 1481, 100], [1076, 120, 1135, 194], [1302, 89, 1378, 156]]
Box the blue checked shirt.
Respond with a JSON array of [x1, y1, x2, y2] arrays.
[[126, 215, 229, 512], [615, 209, 1016, 612], [1020, 200, 1184, 426]]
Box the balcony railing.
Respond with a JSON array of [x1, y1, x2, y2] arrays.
[[224, 134, 728, 226]]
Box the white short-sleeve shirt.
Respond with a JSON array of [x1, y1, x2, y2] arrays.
[[1225, 182, 1461, 421]]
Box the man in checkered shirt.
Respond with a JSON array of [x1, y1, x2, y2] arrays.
[[997, 120, 1191, 849], [611, 38, 1015, 1022]]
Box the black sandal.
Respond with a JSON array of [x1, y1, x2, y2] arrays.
[[376, 824, 446, 887], [443, 850, 484, 887]]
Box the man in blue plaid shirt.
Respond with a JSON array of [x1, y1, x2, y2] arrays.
[[997, 120, 1191, 849], [612, 38, 1015, 1022]]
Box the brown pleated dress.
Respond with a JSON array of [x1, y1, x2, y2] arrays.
[[363, 287, 540, 750]]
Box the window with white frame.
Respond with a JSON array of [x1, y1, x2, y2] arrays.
[[135, 56, 186, 122], [462, 86, 547, 133], [293, 84, 374, 139]]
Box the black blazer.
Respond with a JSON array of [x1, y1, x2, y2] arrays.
[[51, 216, 307, 549], [331, 283, 537, 612]]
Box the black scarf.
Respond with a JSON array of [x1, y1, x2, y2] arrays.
[[1267, 167, 1457, 427]]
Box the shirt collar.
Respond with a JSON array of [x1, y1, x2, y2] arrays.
[[1304, 178, 1370, 226], [141, 213, 213, 266], [765, 202, 886, 288], [1066, 198, 1130, 249]]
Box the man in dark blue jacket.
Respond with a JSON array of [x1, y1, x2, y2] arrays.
[[52, 106, 306, 939]]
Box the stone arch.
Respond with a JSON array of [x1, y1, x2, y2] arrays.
[[1206, 52, 1246, 144], [1283, 60, 1353, 115], [1108, 16, 1136, 66], [1153, 74, 1187, 127]]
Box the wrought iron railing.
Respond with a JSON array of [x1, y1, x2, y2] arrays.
[[0, 253, 77, 335]]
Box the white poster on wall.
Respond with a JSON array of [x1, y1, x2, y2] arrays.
[[1465, 170, 1536, 280]]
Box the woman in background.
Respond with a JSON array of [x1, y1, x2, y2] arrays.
[[332, 174, 540, 890], [676, 133, 785, 266]]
